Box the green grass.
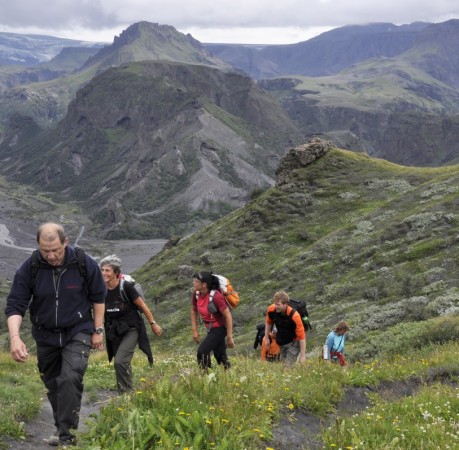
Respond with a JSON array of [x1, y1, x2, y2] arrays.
[[4, 146, 459, 447], [323, 383, 459, 449], [2, 328, 459, 449], [0, 353, 43, 441]]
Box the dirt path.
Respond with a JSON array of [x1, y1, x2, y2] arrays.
[[3, 391, 112, 449], [268, 378, 426, 450]]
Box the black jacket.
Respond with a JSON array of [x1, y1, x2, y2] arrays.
[[5, 246, 106, 346]]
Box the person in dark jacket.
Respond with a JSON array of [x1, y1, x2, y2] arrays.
[[5, 222, 106, 447], [100, 255, 162, 394]]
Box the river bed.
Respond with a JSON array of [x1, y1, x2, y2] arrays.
[[0, 222, 166, 279]]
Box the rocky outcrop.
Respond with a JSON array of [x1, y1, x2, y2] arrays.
[[275, 139, 331, 186]]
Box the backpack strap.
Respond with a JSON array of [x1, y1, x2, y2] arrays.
[[74, 247, 87, 280], [119, 279, 141, 315], [119, 278, 129, 303], [209, 289, 216, 303], [331, 335, 345, 354], [194, 290, 216, 303], [74, 247, 88, 294], [30, 249, 40, 285]]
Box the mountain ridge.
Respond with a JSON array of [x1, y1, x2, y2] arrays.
[[0, 31, 104, 66], [2, 19, 459, 240], [205, 21, 433, 79], [0, 22, 230, 127], [0, 60, 304, 238]]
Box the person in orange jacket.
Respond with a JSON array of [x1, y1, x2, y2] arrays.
[[264, 290, 306, 366]]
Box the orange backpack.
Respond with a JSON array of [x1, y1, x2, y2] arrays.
[[214, 274, 240, 309], [193, 274, 240, 313]]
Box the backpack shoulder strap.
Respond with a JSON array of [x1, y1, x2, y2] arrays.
[[74, 247, 87, 279], [73, 247, 88, 294], [30, 249, 40, 285], [119, 278, 129, 303]]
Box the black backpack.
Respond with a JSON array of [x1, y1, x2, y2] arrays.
[[253, 323, 265, 349], [288, 299, 312, 331]]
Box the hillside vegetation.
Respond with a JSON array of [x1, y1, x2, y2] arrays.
[[132, 141, 459, 357], [3, 142, 459, 448], [2, 332, 459, 449]]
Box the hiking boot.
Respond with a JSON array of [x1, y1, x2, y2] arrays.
[[48, 434, 76, 447]]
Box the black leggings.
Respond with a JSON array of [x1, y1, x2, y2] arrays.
[[197, 326, 230, 370]]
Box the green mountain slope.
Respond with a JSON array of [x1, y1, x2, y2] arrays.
[[134, 139, 459, 353]]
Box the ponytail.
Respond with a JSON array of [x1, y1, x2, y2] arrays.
[[209, 273, 220, 291], [193, 271, 220, 290]]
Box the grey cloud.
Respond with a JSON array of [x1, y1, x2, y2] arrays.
[[0, 0, 120, 29], [0, 0, 458, 42]]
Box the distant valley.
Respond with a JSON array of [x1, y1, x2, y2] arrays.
[[0, 178, 166, 279]]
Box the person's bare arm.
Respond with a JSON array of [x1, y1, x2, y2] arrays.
[[134, 297, 163, 336], [91, 302, 105, 349], [191, 307, 200, 343], [222, 308, 234, 348]]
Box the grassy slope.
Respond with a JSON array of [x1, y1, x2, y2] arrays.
[[2, 328, 459, 448], [269, 49, 459, 114], [135, 147, 459, 355], [3, 147, 459, 448]]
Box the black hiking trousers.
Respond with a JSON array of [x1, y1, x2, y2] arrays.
[[36, 331, 91, 440], [197, 326, 230, 370]]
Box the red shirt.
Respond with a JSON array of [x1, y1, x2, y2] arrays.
[[192, 290, 227, 328]]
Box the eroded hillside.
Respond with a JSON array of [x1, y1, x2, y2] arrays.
[[0, 61, 304, 238]]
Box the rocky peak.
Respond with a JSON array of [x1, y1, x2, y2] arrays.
[[112, 21, 175, 48], [275, 138, 331, 186]]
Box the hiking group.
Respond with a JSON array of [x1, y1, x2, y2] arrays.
[[4, 221, 347, 447]]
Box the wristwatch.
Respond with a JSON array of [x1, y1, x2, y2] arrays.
[[94, 327, 104, 334], [150, 321, 156, 325]]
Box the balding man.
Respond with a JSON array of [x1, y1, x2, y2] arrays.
[[5, 222, 106, 447]]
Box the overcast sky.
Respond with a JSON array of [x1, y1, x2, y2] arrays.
[[1, 1, 458, 45]]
